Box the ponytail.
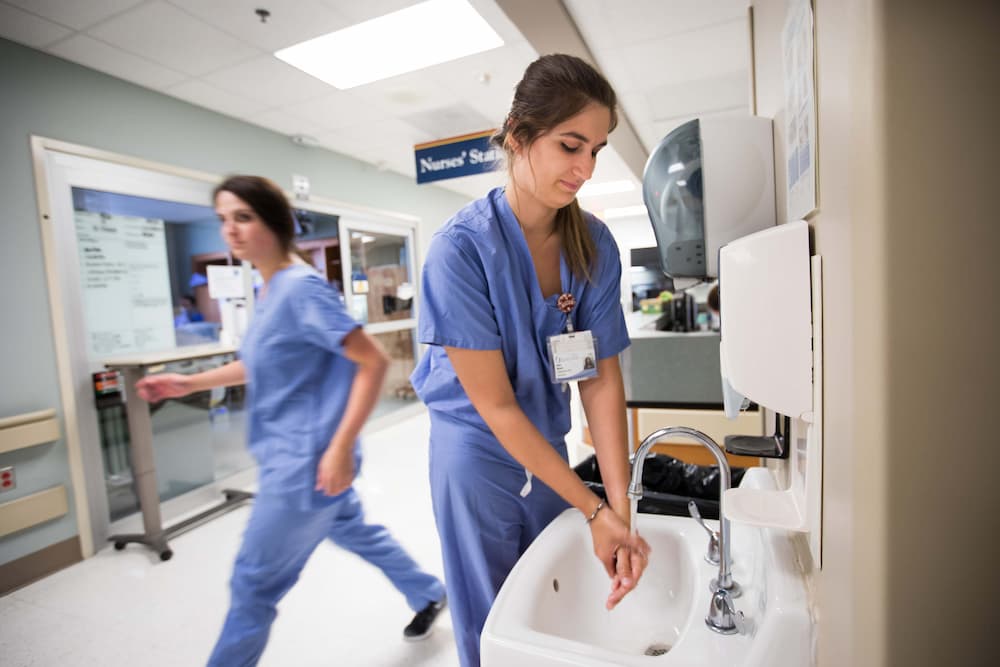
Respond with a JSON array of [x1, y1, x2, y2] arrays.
[[555, 200, 596, 281]]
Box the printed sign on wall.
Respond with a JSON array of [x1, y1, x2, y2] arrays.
[[75, 211, 175, 358], [414, 129, 501, 184]]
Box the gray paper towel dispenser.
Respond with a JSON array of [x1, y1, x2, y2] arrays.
[[642, 116, 776, 279]]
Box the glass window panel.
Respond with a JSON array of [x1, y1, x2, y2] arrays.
[[370, 329, 419, 420], [295, 209, 344, 293], [346, 230, 413, 324]]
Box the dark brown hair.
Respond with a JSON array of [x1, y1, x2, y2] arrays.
[[213, 175, 296, 254], [492, 54, 618, 282]]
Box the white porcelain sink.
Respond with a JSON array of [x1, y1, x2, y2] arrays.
[[481, 468, 812, 666]]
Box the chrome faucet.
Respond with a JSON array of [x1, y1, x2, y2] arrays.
[[627, 426, 746, 635]]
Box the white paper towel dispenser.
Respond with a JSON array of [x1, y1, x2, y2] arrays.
[[718, 221, 812, 420], [717, 220, 824, 561], [643, 116, 776, 279]]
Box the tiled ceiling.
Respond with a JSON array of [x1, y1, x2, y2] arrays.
[[1, 0, 751, 218]]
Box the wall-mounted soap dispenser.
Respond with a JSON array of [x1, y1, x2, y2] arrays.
[[717, 220, 824, 564]]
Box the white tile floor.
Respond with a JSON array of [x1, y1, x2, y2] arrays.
[[0, 409, 460, 667]]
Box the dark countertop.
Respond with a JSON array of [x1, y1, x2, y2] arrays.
[[622, 311, 723, 406]]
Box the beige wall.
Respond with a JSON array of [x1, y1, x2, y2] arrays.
[[878, 2, 996, 665], [751, 1, 997, 665]]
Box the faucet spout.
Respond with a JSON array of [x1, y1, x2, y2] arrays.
[[628, 426, 738, 593]]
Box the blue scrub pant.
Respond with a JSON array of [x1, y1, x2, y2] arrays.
[[429, 416, 570, 667], [207, 488, 445, 667]]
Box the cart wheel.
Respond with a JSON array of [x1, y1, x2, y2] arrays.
[[114, 541, 126, 551], [160, 549, 173, 562]]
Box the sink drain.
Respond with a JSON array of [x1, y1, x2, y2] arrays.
[[644, 643, 672, 656]]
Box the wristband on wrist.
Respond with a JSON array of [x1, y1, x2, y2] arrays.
[[585, 499, 606, 523]]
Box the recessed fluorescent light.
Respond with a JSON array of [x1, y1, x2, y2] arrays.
[[603, 205, 649, 220], [275, 0, 504, 90], [667, 162, 684, 174], [577, 179, 636, 198]]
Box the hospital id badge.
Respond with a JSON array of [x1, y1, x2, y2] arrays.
[[547, 330, 599, 383]]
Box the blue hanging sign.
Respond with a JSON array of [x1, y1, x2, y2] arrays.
[[414, 129, 502, 184]]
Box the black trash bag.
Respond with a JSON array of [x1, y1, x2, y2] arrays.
[[625, 454, 746, 499], [572, 453, 748, 520]]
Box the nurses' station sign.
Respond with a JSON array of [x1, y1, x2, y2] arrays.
[[414, 129, 502, 184]]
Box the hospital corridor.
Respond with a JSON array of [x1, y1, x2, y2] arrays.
[[0, 410, 459, 667], [1, 1, 995, 666]]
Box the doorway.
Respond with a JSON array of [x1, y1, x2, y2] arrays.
[[339, 220, 421, 420]]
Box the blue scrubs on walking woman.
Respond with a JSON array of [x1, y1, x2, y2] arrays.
[[136, 175, 445, 667], [411, 54, 652, 667]]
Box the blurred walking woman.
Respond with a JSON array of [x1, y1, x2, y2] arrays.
[[136, 175, 445, 666], [411, 54, 650, 666]]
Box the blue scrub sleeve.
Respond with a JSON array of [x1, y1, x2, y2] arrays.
[[418, 233, 502, 350], [294, 275, 361, 355], [577, 226, 630, 359]]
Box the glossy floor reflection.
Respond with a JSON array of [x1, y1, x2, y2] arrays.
[[0, 409, 458, 667]]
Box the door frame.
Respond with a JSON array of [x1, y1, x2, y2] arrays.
[[30, 136, 423, 556]]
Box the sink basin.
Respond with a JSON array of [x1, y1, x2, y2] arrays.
[[482, 468, 812, 666], [482, 511, 707, 666]]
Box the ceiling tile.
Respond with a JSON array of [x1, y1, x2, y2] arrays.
[[316, 118, 436, 176], [322, 0, 417, 22], [565, 0, 748, 50], [167, 0, 351, 52], [618, 91, 653, 128], [331, 118, 433, 151], [47, 34, 188, 89], [87, 1, 261, 76], [245, 109, 326, 139], [325, 0, 525, 45], [401, 103, 497, 140], [201, 56, 336, 107], [423, 40, 536, 121], [285, 91, 391, 131], [586, 48, 638, 96], [5, 0, 144, 30], [0, 3, 72, 48], [621, 19, 749, 91], [350, 74, 460, 118], [163, 79, 269, 119], [646, 70, 749, 122]]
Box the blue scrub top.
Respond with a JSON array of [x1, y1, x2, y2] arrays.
[[239, 264, 361, 510], [411, 187, 630, 445]]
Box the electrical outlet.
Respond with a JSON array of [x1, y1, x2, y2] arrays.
[[0, 466, 14, 493]]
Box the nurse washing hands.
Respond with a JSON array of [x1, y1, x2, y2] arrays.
[[136, 175, 446, 667], [411, 54, 651, 667]]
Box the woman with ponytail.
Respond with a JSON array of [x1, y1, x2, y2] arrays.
[[411, 54, 650, 666], [136, 175, 446, 666]]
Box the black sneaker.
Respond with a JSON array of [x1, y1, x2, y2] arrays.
[[403, 596, 447, 641]]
